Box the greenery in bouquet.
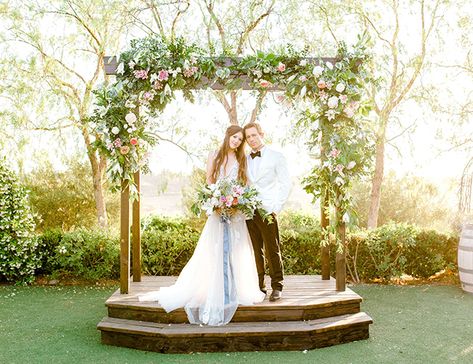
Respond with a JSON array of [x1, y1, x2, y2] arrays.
[[191, 178, 269, 222]]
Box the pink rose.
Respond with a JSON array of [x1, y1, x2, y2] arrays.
[[130, 138, 138, 146], [260, 80, 271, 88], [120, 146, 130, 155], [277, 62, 286, 72], [330, 148, 340, 158], [317, 80, 326, 89], [142, 91, 154, 101], [344, 106, 355, 118], [133, 70, 148, 79], [113, 138, 122, 148], [158, 70, 169, 81]]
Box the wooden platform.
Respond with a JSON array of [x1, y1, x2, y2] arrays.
[[97, 275, 372, 353]]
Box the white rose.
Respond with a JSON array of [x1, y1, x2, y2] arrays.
[[125, 112, 137, 125], [299, 59, 307, 67], [327, 96, 339, 109], [312, 65, 324, 77], [347, 161, 356, 170], [335, 176, 344, 186], [128, 60, 135, 69], [111, 126, 120, 135], [127, 128, 133, 133], [342, 212, 350, 223], [336, 83, 345, 93], [326, 61, 334, 70], [116, 62, 125, 75]]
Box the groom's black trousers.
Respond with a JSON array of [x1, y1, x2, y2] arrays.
[[246, 211, 283, 291]]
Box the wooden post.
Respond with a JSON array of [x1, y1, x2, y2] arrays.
[[120, 180, 130, 294], [132, 171, 141, 282], [321, 191, 330, 280], [336, 215, 346, 292], [320, 127, 330, 280]]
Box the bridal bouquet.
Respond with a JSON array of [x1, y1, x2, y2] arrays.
[[191, 178, 269, 221]]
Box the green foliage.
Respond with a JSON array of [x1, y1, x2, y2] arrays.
[[30, 213, 457, 283], [346, 223, 458, 282], [22, 159, 120, 231], [351, 172, 456, 232], [0, 159, 40, 284], [39, 228, 120, 281], [140, 215, 200, 276]]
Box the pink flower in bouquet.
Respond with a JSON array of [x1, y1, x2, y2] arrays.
[[152, 81, 163, 90], [130, 137, 138, 146], [158, 70, 169, 81], [277, 62, 286, 72], [225, 195, 233, 207], [113, 138, 122, 148], [335, 164, 344, 174], [142, 91, 154, 101], [317, 80, 326, 89], [260, 80, 271, 88], [120, 146, 130, 155], [133, 69, 148, 79], [275, 94, 285, 103], [232, 197, 239, 206], [299, 75, 307, 82], [339, 94, 348, 104], [344, 106, 355, 118], [330, 148, 340, 158]]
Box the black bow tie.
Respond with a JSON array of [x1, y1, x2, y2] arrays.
[[250, 151, 261, 159]]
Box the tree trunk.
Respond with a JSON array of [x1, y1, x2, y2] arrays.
[[87, 149, 108, 228], [367, 119, 387, 229]]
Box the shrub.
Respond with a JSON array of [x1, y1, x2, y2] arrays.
[[23, 158, 120, 231], [0, 159, 40, 284], [140, 215, 200, 276], [46, 229, 120, 280]]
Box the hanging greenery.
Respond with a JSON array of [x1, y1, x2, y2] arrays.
[[88, 34, 373, 248]]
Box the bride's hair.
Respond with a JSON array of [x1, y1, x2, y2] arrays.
[[211, 125, 248, 184]]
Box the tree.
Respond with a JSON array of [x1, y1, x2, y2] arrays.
[[1, 0, 134, 227]]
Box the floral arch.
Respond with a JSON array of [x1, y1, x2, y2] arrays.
[[89, 35, 372, 293]]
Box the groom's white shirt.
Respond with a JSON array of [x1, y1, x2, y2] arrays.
[[247, 146, 292, 215]]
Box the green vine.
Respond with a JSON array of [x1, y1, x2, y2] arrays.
[[89, 34, 373, 249]]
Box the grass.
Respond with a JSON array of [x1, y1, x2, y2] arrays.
[[1, 283, 472, 363]]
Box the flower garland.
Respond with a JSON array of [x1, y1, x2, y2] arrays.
[[88, 35, 373, 242]]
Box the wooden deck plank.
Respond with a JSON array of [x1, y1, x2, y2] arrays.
[[98, 312, 372, 352]]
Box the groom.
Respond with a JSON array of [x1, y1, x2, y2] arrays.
[[243, 122, 291, 302]]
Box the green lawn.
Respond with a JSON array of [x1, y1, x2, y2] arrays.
[[1, 283, 472, 363]]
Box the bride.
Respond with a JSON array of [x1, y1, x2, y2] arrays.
[[139, 125, 265, 326]]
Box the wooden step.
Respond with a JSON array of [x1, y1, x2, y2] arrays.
[[105, 275, 363, 323], [97, 312, 373, 353]]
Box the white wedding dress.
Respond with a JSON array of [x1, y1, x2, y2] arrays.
[[139, 163, 265, 326]]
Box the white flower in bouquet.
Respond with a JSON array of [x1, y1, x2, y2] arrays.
[[336, 83, 346, 93], [327, 96, 339, 109], [312, 65, 324, 77]]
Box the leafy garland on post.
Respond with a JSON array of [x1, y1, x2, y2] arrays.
[[88, 35, 373, 248]]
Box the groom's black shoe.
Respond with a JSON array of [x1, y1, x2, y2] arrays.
[[269, 289, 282, 302], [260, 288, 267, 295]]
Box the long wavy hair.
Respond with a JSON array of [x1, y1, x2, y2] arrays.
[[210, 125, 248, 184]]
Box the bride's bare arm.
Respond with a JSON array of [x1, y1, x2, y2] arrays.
[[206, 151, 217, 185]]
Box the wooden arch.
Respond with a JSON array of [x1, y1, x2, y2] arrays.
[[103, 55, 346, 294]]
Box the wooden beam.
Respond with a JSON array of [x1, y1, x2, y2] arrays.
[[132, 171, 141, 282], [120, 180, 130, 294], [103, 56, 339, 91], [335, 220, 346, 292]]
